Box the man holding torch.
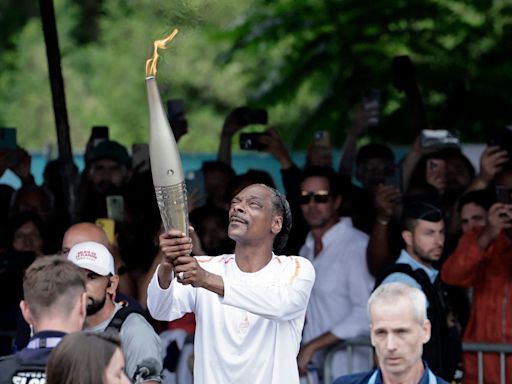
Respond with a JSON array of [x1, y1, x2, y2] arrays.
[[147, 184, 315, 384]]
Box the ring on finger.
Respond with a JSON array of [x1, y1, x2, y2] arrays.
[[178, 271, 184, 280]]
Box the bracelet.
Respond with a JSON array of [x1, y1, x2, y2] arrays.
[[376, 218, 389, 226]]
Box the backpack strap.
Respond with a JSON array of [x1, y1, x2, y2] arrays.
[[106, 303, 145, 333]]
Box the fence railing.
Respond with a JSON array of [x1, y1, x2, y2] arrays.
[[323, 337, 512, 384]]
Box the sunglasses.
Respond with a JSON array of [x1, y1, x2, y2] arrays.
[[299, 190, 331, 205]]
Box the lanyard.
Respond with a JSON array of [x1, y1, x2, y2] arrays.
[[367, 368, 437, 384]]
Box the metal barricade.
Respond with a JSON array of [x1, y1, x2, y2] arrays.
[[463, 342, 512, 384], [322, 336, 373, 384]]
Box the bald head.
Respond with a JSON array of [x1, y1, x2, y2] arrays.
[[62, 223, 109, 254]]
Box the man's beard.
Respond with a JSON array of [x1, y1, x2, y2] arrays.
[[86, 293, 107, 316], [413, 244, 442, 265]]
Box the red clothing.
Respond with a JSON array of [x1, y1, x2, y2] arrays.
[[168, 312, 196, 335], [441, 227, 512, 384]]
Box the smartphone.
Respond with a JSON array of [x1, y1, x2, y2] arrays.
[[392, 55, 415, 91], [244, 108, 268, 125], [239, 132, 268, 150], [496, 186, 512, 204], [132, 143, 150, 173], [420, 129, 460, 149], [363, 89, 381, 126], [106, 195, 124, 222], [235, 107, 268, 126], [383, 164, 402, 191], [314, 131, 331, 147], [167, 99, 185, 120], [0, 127, 17, 150], [95, 218, 116, 245], [91, 126, 109, 147], [185, 169, 206, 207], [488, 125, 512, 155]]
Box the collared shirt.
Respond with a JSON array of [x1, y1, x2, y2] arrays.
[[333, 361, 448, 384], [382, 249, 438, 290], [17, 330, 67, 365], [300, 218, 374, 376]]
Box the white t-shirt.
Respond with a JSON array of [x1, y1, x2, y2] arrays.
[[147, 254, 315, 384]]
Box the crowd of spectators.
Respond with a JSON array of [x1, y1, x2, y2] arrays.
[[0, 69, 511, 384]]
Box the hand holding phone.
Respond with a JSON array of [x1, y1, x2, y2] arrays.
[[314, 131, 331, 147], [106, 195, 124, 222], [239, 132, 269, 150], [420, 129, 460, 149], [496, 186, 512, 204], [363, 89, 381, 126]]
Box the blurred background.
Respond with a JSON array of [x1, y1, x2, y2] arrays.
[[1, 0, 511, 157]]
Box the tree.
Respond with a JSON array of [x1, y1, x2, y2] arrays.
[[223, 0, 512, 147]]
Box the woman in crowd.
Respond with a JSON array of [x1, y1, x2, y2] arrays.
[[46, 331, 130, 384]]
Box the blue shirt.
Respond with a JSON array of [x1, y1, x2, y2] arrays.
[[381, 249, 438, 290], [333, 362, 448, 384]]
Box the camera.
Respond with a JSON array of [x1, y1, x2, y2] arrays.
[[314, 131, 331, 147], [488, 125, 512, 155], [234, 107, 268, 126], [239, 133, 268, 150], [420, 129, 460, 149], [496, 186, 512, 204], [90, 126, 109, 148], [383, 164, 402, 191]]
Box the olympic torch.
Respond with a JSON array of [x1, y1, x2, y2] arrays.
[[145, 30, 188, 235]]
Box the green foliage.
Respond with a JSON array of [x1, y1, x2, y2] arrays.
[[224, 0, 512, 147], [0, 0, 256, 152], [1, 0, 512, 152]]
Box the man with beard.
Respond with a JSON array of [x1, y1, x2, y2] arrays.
[[78, 140, 132, 222], [68, 241, 163, 383], [147, 184, 315, 384], [375, 198, 462, 381]]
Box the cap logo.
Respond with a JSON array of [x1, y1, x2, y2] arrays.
[[76, 250, 98, 262]]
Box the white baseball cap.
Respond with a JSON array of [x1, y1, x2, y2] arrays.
[[67, 241, 115, 276]]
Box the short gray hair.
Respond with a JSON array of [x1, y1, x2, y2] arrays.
[[368, 282, 427, 324]]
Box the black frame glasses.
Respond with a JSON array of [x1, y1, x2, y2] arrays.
[[299, 190, 331, 205]]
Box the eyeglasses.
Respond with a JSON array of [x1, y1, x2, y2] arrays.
[[299, 190, 331, 205]]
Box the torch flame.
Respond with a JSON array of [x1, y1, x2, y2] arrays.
[[145, 29, 179, 77]]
